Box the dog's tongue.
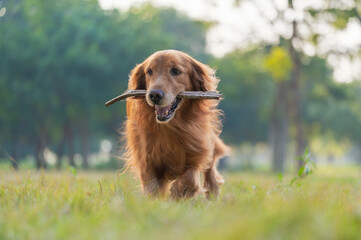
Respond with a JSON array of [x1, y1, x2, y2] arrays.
[[155, 104, 172, 116]]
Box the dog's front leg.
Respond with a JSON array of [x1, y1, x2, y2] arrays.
[[140, 169, 169, 198], [170, 168, 204, 200], [204, 166, 224, 199]]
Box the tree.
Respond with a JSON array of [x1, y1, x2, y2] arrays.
[[226, 0, 361, 171], [211, 49, 272, 144], [0, 0, 212, 169], [264, 45, 293, 172]]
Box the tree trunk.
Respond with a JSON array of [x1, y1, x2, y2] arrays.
[[353, 7, 361, 24], [358, 141, 361, 164], [10, 142, 19, 170], [65, 123, 75, 167], [56, 134, 65, 170], [271, 82, 289, 172], [289, 0, 307, 169], [80, 124, 90, 169], [36, 134, 47, 170], [289, 42, 306, 167]]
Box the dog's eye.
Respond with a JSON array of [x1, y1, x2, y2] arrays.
[[170, 68, 181, 76], [147, 69, 153, 76]]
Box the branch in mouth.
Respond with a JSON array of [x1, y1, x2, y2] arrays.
[[105, 90, 221, 107]]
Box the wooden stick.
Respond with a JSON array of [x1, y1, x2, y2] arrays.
[[105, 90, 222, 107]]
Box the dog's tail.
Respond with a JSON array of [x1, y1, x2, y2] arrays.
[[214, 137, 231, 160]]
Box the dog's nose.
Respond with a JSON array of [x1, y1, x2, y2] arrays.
[[149, 89, 164, 104]]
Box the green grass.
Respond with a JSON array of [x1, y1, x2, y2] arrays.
[[1, 167, 361, 240]]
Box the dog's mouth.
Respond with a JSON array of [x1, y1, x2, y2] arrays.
[[154, 98, 181, 122]]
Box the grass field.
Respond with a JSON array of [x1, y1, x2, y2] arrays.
[[1, 167, 361, 240]]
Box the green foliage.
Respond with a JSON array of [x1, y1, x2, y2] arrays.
[[297, 147, 316, 176], [1, 0, 361, 170], [312, 8, 358, 30], [68, 166, 77, 175], [263, 46, 293, 82], [1, 170, 361, 239], [306, 78, 361, 144], [211, 49, 273, 143], [0, 0, 211, 165], [306, 1, 361, 33]]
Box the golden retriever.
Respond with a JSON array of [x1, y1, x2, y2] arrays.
[[123, 50, 229, 199]]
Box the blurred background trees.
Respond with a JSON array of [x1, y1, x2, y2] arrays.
[[0, 0, 360, 172]]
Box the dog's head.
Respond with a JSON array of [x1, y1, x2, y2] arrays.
[[128, 50, 219, 123]]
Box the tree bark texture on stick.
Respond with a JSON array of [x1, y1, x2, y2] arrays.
[[105, 90, 222, 107]]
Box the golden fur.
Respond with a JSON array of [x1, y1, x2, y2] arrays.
[[123, 50, 229, 199]]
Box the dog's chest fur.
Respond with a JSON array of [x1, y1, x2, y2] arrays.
[[139, 121, 210, 179], [125, 100, 215, 180]]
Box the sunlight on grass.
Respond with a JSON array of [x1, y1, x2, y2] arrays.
[[0, 168, 361, 240]]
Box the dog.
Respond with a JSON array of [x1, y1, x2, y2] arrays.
[[123, 50, 229, 199]]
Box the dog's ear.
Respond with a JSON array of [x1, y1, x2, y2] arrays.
[[190, 58, 219, 92], [128, 63, 146, 90]]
